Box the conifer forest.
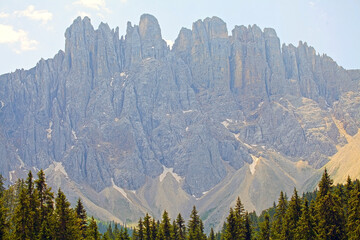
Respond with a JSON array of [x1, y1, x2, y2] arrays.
[[0, 169, 359, 240]]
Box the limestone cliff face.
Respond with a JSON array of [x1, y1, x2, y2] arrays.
[[0, 14, 359, 230]]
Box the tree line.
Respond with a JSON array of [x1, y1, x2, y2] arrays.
[[127, 169, 360, 240], [0, 170, 100, 240], [0, 169, 359, 239]]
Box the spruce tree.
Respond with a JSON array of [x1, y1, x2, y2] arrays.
[[224, 208, 237, 240], [315, 169, 346, 240], [136, 218, 144, 240], [122, 227, 130, 240], [347, 180, 360, 240], [209, 228, 215, 240], [271, 191, 287, 239], [86, 217, 101, 240], [281, 188, 301, 240], [150, 218, 157, 240], [187, 206, 203, 240], [295, 199, 315, 240], [0, 196, 8, 240], [259, 213, 270, 240], [38, 187, 55, 240], [157, 210, 171, 240], [176, 213, 186, 240], [75, 198, 87, 239], [13, 185, 31, 240], [244, 212, 252, 240], [113, 224, 120, 239], [234, 197, 245, 239], [143, 213, 152, 240], [26, 171, 39, 240], [172, 220, 178, 239], [54, 188, 80, 240]]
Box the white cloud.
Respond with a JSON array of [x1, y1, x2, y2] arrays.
[[0, 24, 38, 53], [73, 0, 111, 12], [0, 12, 9, 18], [14, 5, 53, 24]]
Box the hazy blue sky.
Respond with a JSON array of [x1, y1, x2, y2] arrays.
[[0, 0, 359, 74]]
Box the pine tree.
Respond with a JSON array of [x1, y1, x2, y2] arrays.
[[113, 223, 120, 239], [150, 218, 157, 240], [295, 199, 315, 240], [172, 220, 178, 239], [143, 213, 152, 240], [347, 180, 360, 240], [118, 227, 124, 240], [54, 188, 80, 240], [157, 210, 171, 240], [259, 213, 270, 240], [224, 208, 237, 240], [13, 185, 31, 240], [75, 198, 87, 239], [38, 187, 55, 240], [0, 196, 8, 240], [271, 191, 287, 239], [234, 197, 246, 239], [209, 228, 215, 240], [281, 188, 301, 240], [35, 169, 55, 240], [176, 213, 186, 240], [105, 224, 115, 240], [122, 227, 130, 240], [244, 212, 252, 240], [136, 218, 144, 240], [26, 171, 39, 240], [199, 219, 207, 240], [187, 206, 203, 240], [315, 169, 346, 240], [86, 217, 101, 240]]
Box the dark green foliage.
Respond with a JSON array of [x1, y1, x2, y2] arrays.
[[271, 191, 287, 239], [209, 228, 215, 240], [244, 212, 252, 240], [157, 210, 171, 240], [295, 199, 315, 240], [54, 188, 81, 240], [13, 183, 31, 240], [150, 218, 157, 240], [175, 213, 186, 240], [75, 198, 87, 239], [281, 188, 301, 240], [187, 206, 206, 240], [87, 217, 101, 240], [347, 180, 360, 240], [2, 169, 360, 240], [315, 169, 346, 240], [0, 171, 105, 240], [259, 213, 270, 240], [143, 213, 151, 240], [0, 189, 9, 240], [224, 208, 237, 240]]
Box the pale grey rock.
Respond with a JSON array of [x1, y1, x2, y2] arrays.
[[0, 13, 359, 230]]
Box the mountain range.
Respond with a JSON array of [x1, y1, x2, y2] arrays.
[[0, 14, 359, 231]]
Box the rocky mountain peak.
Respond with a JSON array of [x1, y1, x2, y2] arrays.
[[0, 14, 359, 232], [138, 13, 168, 59], [203, 16, 228, 39], [139, 14, 162, 41]]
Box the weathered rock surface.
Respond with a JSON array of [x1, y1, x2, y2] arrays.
[[0, 14, 359, 231]]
